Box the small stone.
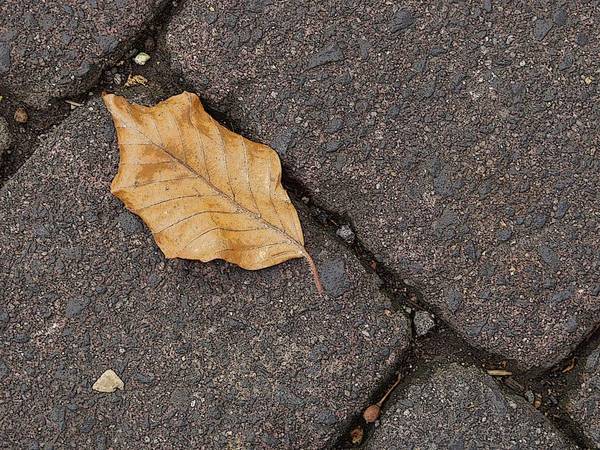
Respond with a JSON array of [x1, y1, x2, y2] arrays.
[[134, 372, 155, 384], [92, 369, 124, 393], [0, 42, 10, 74], [413, 311, 435, 336], [533, 19, 552, 41], [325, 140, 341, 153], [496, 228, 512, 242], [133, 52, 151, 65], [320, 257, 351, 298], [144, 37, 156, 52], [307, 44, 344, 69], [65, 297, 90, 318], [446, 289, 463, 314], [558, 53, 574, 71], [0, 359, 9, 380], [576, 33, 589, 47], [325, 117, 344, 133], [80, 416, 96, 433], [554, 200, 569, 219], [0, 116, 12, 152], [336, 225, 355, 244], [270, 128, 294, 156], [14, 107, 28, 124], [525, 390, 535, 403], [553, 7, 567, 26], [390, 8, 414, 32]]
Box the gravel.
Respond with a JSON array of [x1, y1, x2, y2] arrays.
[[0, 97, 411, 448]]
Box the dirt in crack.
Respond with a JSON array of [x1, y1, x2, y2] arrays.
[[283, 181, 597, 449]]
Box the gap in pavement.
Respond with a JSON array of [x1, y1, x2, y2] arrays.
[[0, 0, 182, 187], [286, 177, 597, 449]]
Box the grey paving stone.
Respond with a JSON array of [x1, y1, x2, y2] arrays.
[[368, 362, 574, 449], [0, 98, 410, 448], [0, 0, 167, 107], [565, 345, 600, 447], [165, 0, 600, 369]]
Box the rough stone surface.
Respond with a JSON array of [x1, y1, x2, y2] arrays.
[[166, 1, 600, 369], [565, 344, 600, 447], [0, 115, 11, 153], [0, 0, 167, 107], [0, 98, 410, 448], [413, 310, 435, 337], [368, 362, 574, 449]]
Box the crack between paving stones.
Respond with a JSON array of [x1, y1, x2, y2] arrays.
[[0, 0, 183, 188], [281, 173, 594, 449]]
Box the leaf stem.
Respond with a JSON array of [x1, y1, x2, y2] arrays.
[[303, 251, 324, 295]]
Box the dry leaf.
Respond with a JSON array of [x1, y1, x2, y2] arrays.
[[103, 92, 322, 293], [487, 369, 513, 377], [125, 74, 149, 87]]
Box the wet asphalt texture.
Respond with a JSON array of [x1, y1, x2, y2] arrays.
[[0, 0, 599, 449]]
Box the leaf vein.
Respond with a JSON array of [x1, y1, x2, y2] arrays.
[[153, 210, 241, 234]]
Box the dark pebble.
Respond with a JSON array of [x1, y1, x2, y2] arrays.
[[553, 7, 567, 26], [307, 44, 344, 70], [0, 359, 8, 380], [320, 257, 351, 298], [65, 297, 90, 318], [559, 53, 574, 71], [270, 128, 294, 156], [0, 42, 11, 74], [446, 288, 463, 313], [538, 244, 559, 268], [315, 409, 337, 425], [80, 416, 96, 434], [134, 372, 155, 384], [496, 228, 512, 242], [533, 19, 552, 41], [117, 211, 143, 235], [390, 8, 415, 32], [564, 316, 578, 333], [550, 288, 573, 303], [555, 200, 569, 218], [576, 33, 589, 46], [325, 117, 344, 133], [325, 141, 342, 153]]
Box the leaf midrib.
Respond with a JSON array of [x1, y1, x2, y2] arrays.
[[118, 101, 306, 258]]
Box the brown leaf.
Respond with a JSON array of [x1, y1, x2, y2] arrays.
[[103, 92, 322, 293], [124, 74, 149, 87]]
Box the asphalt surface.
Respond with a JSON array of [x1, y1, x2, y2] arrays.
[[0, 98, 410, 448], [0, 0, 168, 107], [565, 342, 600, 447], [367, 362, 575, 449], [166, 0, 600, 370], [1, 0, 599, 448]]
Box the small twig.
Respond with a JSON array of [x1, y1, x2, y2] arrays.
[[376, 371, 403, 408], [303, 251, 324, 295]]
